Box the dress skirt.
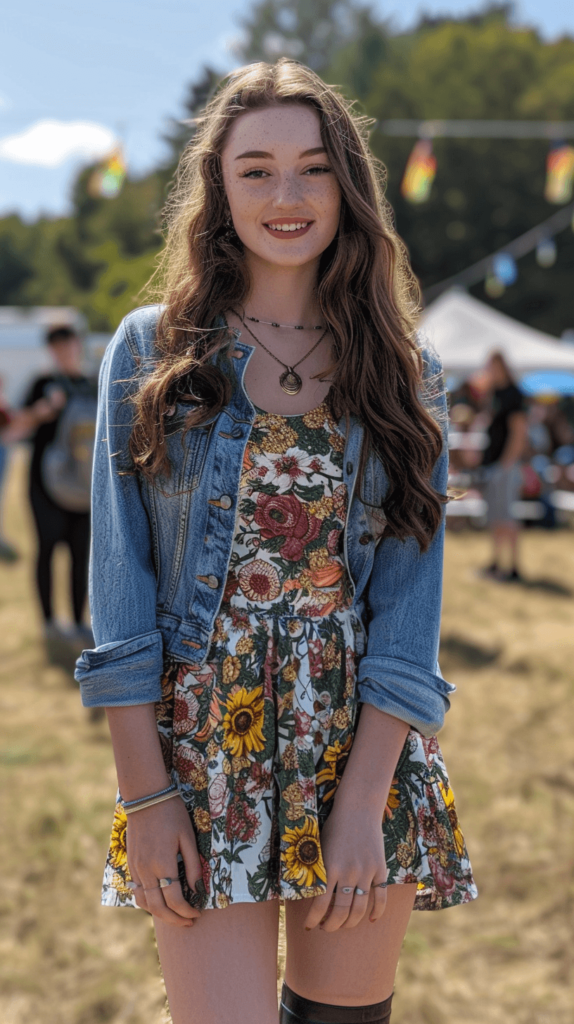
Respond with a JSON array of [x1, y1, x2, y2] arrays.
[[101, 402, 477, 912]]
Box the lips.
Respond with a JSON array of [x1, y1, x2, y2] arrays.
[[263, 220, 313, 239]]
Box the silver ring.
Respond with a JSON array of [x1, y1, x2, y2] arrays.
[[354, 887, 369, 896], [126, 881, 141, 890], [371, 881, 388, 889], [158, 877, 174, 889], [340, 886, 354, 895]]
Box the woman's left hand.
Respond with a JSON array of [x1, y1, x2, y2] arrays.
[[303, 795, 387, 931]]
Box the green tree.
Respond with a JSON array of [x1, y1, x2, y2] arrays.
[[235, 0, 375, 71], [1, 1, 574, 336]]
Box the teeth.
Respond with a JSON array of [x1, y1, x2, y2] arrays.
[[268, 222, 309, 231]]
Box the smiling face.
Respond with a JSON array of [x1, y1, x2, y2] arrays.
[[220, 104, 342, 269]]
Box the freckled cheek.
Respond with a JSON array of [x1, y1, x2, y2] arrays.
[[227, 186, 269, 222]]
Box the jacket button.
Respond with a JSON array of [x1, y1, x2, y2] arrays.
[[196, 574, 220, 589], [359, 532, 373, 545], [346, 461, 353, 475], [219, 494, 232, 510]]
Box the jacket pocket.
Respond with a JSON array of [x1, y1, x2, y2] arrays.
[[153, 415, 212, 497]]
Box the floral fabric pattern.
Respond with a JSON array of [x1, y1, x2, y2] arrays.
[[102, 403, 476, 912]]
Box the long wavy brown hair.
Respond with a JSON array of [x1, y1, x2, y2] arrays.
[[132, 59, 446, 550]]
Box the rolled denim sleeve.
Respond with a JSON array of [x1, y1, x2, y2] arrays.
[[75, 315, 163, 707], [357, 348, 455, 736]]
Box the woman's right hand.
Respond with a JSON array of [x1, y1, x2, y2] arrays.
[[126, 795, 203, 928]]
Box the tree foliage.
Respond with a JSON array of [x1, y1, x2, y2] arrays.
[[1, 1, 573, 335]]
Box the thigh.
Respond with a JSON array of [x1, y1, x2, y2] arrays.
[[284, 883, 416, 1006], [155, 899, 281, 1024]]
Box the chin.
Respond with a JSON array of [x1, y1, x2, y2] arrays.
[[248, 240, 330, 267]]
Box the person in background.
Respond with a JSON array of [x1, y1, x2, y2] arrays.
[[0, 376, 19, 562], [22, 326, 94, 648], [481, 351, 528, 581]]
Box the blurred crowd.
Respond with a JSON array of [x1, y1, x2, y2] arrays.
[[448, 351, 574, 580]]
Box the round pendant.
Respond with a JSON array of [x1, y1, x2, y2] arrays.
[[279, 368, 303, 395]]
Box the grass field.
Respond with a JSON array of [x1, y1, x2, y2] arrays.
[[1, 447, 573, 1024]]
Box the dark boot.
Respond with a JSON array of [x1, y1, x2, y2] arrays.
[[279, 982, 393, 1024]]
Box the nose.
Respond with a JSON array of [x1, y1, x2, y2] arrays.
[[271, 170, 305, 208]]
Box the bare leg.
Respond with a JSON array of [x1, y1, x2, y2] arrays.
[[284, 883, 417, 1005], [492, 522, 520, 574], [155, 899, 280, 1024]]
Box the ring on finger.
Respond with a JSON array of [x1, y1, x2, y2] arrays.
[[126, 881, 142, 891], [354, 887, 369, 896], [340, 886, 354, 895], [143, 885, 161, 893], [159, 877, 174, 889], [371, 881, 389, 889]]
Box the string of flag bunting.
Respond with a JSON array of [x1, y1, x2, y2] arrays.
[[87, 147, 127, 199], [376, 120, 574, 298]]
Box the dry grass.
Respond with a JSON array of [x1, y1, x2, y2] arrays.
[[1, 448, 573, 1023]]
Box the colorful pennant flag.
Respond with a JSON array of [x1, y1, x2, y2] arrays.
[[87, 147, 127, 199], [544, 145, 574, 204], [492, 252, 518, 286], [400, 140, 436, 204]]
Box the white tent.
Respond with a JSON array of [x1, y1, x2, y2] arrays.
[[421, 289, 574, 376]]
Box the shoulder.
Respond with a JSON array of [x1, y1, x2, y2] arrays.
[[414, 329, 447, 423], [23, 375, 56, 406], [102, 305, 163, 381], [117, 304, 163, 360], [508, 384, 526, 410], [415, 328, 443, 381]]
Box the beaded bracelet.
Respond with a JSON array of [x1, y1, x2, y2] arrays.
[[122, 783, 176, 809]]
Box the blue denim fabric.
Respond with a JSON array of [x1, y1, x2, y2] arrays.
[[75, 305, 455, 736]]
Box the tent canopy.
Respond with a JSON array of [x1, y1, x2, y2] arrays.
[[421, 289, 574, 376]]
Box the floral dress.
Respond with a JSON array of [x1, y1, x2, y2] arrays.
[[103, 402, 477, 912]]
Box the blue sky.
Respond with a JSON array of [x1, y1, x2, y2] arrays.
[[1, 0, 573, 219]]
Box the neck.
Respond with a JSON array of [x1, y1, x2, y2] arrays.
[[243, 251, 322, 326]]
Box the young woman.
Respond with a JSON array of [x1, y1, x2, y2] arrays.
[[76, 60, 477, 1024], [480, 352, 528, 581]]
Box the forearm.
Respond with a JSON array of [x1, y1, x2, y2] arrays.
[[105, 703, 171, 802], [335, 703, 409, 817]]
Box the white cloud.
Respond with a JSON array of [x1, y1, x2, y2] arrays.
[[0, 119, 117, 168]]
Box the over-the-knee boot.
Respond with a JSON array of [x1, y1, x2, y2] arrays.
[[279, 982, 393, 1024]]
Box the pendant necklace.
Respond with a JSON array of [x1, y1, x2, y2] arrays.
[[235, 312, 328, 396]]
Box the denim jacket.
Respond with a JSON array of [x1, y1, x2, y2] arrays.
[[75, 305, 455, 736]]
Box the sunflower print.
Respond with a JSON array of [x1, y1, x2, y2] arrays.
[[108, 804, 128, 871], [222, 687, 266, 758], [101, 404, 477, 912], [283, 817, 327, 888]]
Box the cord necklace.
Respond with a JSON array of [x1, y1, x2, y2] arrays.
[[235, 312, 329, 396]]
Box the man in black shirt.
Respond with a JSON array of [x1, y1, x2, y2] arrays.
[[23, 326, 93, 646], [481, 352, 528, 580]]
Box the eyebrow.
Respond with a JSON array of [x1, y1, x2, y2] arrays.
[[235, 146, 327, 160]]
